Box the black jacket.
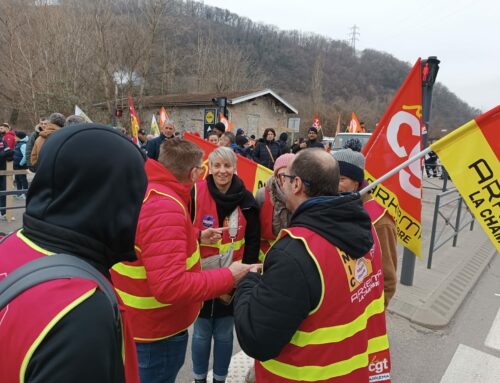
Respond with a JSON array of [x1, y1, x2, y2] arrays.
[[20, 124, 147, 383], [194, 175, 261, 318], [252, 139, 281, 169], [144, 134, 169, 160], [234, 193, 373, 361]]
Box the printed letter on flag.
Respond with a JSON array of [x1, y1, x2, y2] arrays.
[[128, 96, 140, 139], [348, 112, 362, 133], [362, 58, 423, 256], [431, 106, 500, 252], [184, 132, 272, 194]]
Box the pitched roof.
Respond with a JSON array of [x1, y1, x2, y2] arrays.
[[96, 88, 298, 114]]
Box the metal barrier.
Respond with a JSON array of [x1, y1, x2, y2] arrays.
[[426, 187, 475, 269], [0, 163, 29, 222]]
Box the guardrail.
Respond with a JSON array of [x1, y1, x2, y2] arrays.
[[0, 162, 29, 222]]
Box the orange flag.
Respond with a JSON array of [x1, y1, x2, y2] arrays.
[[219, 113, 234, 132], [159, 106, 169, 128], [184, 132, 272, 194], [348, 112, 362, 133], [312, 113, 322, 130], [362, 58, 423, 256], [128, 96, 140, 139]]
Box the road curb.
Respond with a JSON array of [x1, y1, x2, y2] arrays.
[[410, 239, 497, 329]]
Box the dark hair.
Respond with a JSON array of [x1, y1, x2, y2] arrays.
[[262, 128, 276, 140], [158, 138, 203, 182], [49, 112, 66, 128], [290, 148, 339, 197]]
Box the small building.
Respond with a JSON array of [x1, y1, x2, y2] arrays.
[[107, 88, 298, 138]]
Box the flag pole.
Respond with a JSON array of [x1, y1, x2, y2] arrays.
[[359, 146, 431, 196]]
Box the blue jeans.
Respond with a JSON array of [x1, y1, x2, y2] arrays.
[[192, 316, 234, 381], [136, 330, 188, 383]]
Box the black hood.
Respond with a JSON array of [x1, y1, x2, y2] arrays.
[[23, 124, 147, 274], [290, 193, 373, 259]]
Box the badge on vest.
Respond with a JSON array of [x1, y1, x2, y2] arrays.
[[202, 215, 215, 228], [338, 249, 374, 292]]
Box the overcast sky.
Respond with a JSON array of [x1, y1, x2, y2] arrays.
[[202, 0, 498, 112]]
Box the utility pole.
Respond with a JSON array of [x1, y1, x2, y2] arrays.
[[348, 25, 360, 51]]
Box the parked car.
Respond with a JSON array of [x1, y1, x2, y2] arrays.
[[330, 132, 372, 152]]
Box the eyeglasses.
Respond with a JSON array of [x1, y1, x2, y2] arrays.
[[278, 173, 311, 187]]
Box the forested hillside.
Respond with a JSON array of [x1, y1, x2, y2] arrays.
[[0, 0, 480, 137]]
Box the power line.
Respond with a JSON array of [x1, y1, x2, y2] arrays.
[[348, 25, 360, 51]]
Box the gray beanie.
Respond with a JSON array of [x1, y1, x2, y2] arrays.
[[331, 149, 365, 183]]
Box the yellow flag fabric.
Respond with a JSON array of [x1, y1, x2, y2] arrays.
[[431, 106, 500, 252], [151, 115, 160, 136]]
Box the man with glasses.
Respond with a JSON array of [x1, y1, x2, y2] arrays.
[[234, 148, 391, 383]]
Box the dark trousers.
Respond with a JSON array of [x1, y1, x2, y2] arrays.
[[14, 174, 28, 192], [0, 176, 5, 215]]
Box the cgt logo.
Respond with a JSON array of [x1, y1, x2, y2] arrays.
[[369, 358, 389, 374]]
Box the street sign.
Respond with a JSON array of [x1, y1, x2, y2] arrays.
[[204, 108, 217, 138]]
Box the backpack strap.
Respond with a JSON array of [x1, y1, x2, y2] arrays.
[[0, 254, 120, 328]]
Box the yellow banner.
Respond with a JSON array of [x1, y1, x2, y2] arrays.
[[431, 119, 500, 252], [366, 170, 422, 256]]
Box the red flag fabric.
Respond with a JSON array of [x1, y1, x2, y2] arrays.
[[348, 112, 362, 133], [312, 114, 322, 130], [159, 106, 169, 128], [128, 96, 140, 139], [219, 113, 234, 132], [184, 132, 272, 194], [362, 58, 423, 256]]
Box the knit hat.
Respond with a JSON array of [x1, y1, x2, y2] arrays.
[[15, 131, 27, 139], [235, 135, 249, 147], [331, 149, 365, 183], [308, 127, 318, 134], [273, 153, 295, 176], [213, 122, 226, 133]]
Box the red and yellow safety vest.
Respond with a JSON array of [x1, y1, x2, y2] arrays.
[[0, 231, 139, 383], [255, 226, 391, 382], [110, 188, 202, 342], [193, 180, 246, 262]]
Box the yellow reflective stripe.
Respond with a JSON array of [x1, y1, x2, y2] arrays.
[[202, 238, 245, 253], [258, 249, 266, 263], [115, 288, 170, 309], [16, 230, 55, 256], [290, 295, 385, 346], [145, 189, 187, 218], [112, 263, 147, 279], [20, 288, 97, 383], [186, 242, 201, 270], [261, 334, 389, 381]]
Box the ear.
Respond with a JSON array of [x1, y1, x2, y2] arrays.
[[292, 176, 304, 195]]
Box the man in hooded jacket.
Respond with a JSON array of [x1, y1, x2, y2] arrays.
[[234, 149, 391, 383], [0, 124, 148, 383]]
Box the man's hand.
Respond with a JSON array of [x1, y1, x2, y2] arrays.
[[199, 227, 229, 245], [228, 262, 253, 285], [249, 263, 262, 274]]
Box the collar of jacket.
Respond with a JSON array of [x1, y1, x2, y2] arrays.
[[145, 158, 192, 206]]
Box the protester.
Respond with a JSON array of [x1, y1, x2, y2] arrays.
[[332, 148, 398, 307], [234, 148, 390, 382], [0, 124, 148, 382], [26, 117, 48, 171], [0, 134, 12, 220], [212, 122, 226, 138], [0, 123, 16, 150], [424, 149, 438, 177], [219, 131, 236, 148], [277, 132, 290, 154], [144, 122, 175, 160], [110, 139, 253, 383], [13, 131, 29, 198], [190, 147, 260, 383], [234, 135, 252, 158], [30, 112, 65, 170], [255, 153, 295, 261], [207, 131, 219, 145], [293, 127, 324, 152], [252, 128, 281, 170]]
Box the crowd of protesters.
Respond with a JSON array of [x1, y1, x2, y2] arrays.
[[0, 115, 397, 383]]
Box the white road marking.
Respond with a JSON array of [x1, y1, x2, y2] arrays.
[[485, 306, 500, 351], [440, 344, 500, 383]]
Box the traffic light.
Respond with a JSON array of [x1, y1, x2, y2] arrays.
[[212, 97, 228, 118], [114, 108, 123, 118]]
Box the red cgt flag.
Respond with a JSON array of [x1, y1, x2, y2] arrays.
[[362, 58, 423, 256], [348, 112, 363, 133], [312, 114, 322, 130], [184, 132, 272, 195], [128, 96, 140, 139]]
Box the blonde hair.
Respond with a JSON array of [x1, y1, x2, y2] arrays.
[[208, 146, 237, 169]]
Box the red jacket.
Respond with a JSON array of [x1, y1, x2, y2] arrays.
[[111, 159, 234, 341], [3, 130, 16, 150]]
